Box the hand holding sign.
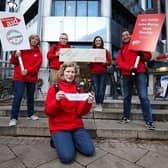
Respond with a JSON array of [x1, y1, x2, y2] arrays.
[[15, 50, 26, 75], [131, 55, 140, 75]]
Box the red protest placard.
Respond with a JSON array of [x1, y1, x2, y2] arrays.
[[128, 14, 165, 52], [1, 17, 21, 28]]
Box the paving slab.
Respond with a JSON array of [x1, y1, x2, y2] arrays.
[[37, 160, 84, 168], [11, 144, 56, 168], [75, 147, 107, 166], [137, 151, 168, 168], [0, 145, 16, 163], [96, 140, 148, 163], [0, 158, 26, 168], [87, 153, 141, 168], [0, 137, 168, 168]]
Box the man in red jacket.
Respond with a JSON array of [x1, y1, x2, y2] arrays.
[[116, 29, 155, 130], [47, 33, 71, 85]]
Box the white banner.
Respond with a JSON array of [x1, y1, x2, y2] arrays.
[[59, 48, 106, 62], [160, 75, 168, 97], [0, 12, 30, 51]]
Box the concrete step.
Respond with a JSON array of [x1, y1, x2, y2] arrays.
[[1, 117, 168, 140], [1, 98, 168, 109], [94, 108, 168, 121], [95, 119, 168, 140], [1, 105, 168, 121], [0, 106, 94, 119], [103, 99, 168, 109], [0, 117, 96, 138]]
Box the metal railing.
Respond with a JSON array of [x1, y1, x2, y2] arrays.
[[0, 60, 14, 100]]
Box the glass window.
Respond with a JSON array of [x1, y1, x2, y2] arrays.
[[146, 0, 153, 9], [88, 1, 99, 16], [52, 0, 99, 16], [55, 1, 65, 16], [77, 1, 87, 16], [66, 1, 76, 16]]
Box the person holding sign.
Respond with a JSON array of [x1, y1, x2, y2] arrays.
[[47, 33, 71, 85], [116, 29, 155, 130], [45, 62, 95, 164], [9, 35, 42, 127], [90, 36, 112, 112]]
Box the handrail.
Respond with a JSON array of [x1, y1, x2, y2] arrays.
[[0, 60, 10, 63]]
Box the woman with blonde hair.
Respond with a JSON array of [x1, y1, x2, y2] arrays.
[[45, 62, 95, 164], [9, 34, 42, 126]]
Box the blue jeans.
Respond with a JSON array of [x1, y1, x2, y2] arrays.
[[123, 73, 153, 123], [10, 81, 36, 120], [52, 128, 95, 163], [91, 73, 107, 104]]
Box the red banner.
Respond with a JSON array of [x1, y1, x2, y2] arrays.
[[1, 17, 21, 28], [128, 14, 165, 52]]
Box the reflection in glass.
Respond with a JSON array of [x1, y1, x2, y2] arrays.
[[88, 1, 99, 16], [54, 1, 65, 16], [77, 1, 87, 16], [66, 1, 76, 16]]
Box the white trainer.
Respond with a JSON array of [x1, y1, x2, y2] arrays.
[[9, 119, 17, 127], [94, 104, 103, 112], [27, 115, 39, 120]]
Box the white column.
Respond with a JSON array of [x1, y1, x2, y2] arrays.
[[38, 0, 52, 95], [41, 42, 50, 68], [42, 0, 52, 16], [101, 0, 112, 97], [39, 0, 52, 68], [101, 0, 111, 17], [100, 0, 112, 52]]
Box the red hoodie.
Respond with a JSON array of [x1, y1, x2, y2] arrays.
[[90, 49, 112, 74], [116, 43, 152, 76], [47, 43, 71, 70], [10, 48, 42, 83], [45, 80, 92, 135]]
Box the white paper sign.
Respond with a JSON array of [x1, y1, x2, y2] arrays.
[[160, 75, 168, 97], [65, 93, 89, 101], [59, 48, 106, 62], [0, 12, 30, 51]]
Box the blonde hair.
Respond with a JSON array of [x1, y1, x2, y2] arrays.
[[29, 34, 40, 47], [56, 62, 80, 82]]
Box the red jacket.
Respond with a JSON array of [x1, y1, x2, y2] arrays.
[[116, 43, 152, 76], [10, 48, 42, 83], [90, 49, 112, 74], [47, 43, 71, 70], [45, 80, 92, 135]]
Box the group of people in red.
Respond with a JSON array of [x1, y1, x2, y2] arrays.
[[8, 29, 154, 163]]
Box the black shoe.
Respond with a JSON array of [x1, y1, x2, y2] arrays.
[[50, 138, 55, 148], [119, 117, 130, 124], [145, 122, 155, 130]]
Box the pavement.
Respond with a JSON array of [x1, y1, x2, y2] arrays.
[[0, 136, 168, 168]]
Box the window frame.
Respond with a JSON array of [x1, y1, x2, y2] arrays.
[[52, 0, 100, 16]]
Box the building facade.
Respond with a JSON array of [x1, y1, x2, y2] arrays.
[[0, 0, 167, 97]]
